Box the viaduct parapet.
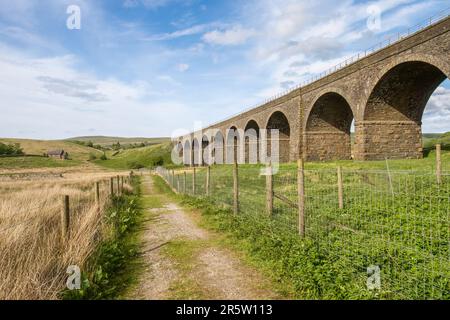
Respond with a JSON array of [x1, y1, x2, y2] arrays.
[[177, 15, 449, 165]]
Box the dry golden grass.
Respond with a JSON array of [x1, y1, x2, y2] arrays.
[[0, 170, 131, 300]]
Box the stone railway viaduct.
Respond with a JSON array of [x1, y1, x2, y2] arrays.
[[177, 15, 450, 165]]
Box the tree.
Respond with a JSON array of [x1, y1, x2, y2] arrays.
[[0, 142, 24, 156], [112, 141, 121, 150]]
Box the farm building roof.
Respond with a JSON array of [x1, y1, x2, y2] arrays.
[[47, 150, 65, 156]]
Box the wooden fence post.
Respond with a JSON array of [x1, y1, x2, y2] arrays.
[[233, 161, 239, 215], [172, 170, 176, 188], [177, 174, 180, 193], [184, 171, 187, 194], [61, 195, 70, 239], [266, 163, 273, 216], [297, 159, 305, 237], [206, 166, 211, 196], [95, 182, 100, 207], [110, 177, 114, 197], [337, 166, 344, 209], [436, 144, 442, 185], [117, 175, 120, 195], [121, 176, 124, 192], [192, 168, 196, 195]]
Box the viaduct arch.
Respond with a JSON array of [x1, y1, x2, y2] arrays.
[[178, 16, 450, 165]]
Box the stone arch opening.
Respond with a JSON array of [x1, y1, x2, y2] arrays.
[[266, 111, 291, 163], [176, 141, 184, 163], [183, 140, 191, 166], [226, 126, 241, 164], [244, 120, 260, 164], [305, 92, 354, 161], [214, 131, 224, 165], [192, 138, 200, 166], [361, 61, 447, 160], [202, 134, 210, 165]]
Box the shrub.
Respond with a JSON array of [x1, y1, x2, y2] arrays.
[[0, 142, 24, 156], [127, 161, 145, 169], [100, 153, 108, 161], [88, 153, 97, 161], [151, 156, 164, 167]]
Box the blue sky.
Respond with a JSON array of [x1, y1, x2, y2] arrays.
[[0, 0, 449, 139]]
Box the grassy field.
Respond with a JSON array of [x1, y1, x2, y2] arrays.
[[0, 171, 142, 300], [0, 138, 103, 160], [0, 170, 137, 299], [0, 137, 174, 170], [423, 132, 450, 149], [0, 156, 83, 170], [160, 148, 450, 299], [94, 142, 175, 170], [0, 138, 104, 170]]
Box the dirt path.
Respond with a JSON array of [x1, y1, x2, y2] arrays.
[[126, 175, 279, 300]]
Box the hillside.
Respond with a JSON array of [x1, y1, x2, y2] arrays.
[[66, 136, 170, 147], [0, 138, 103, 161], [94, 142, 175, 170], [423, 132, 450, 152]]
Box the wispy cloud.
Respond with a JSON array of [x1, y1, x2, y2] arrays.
[[123, 0, 184, 10], [176, 63, 190, 72], [37, 76, 109, 102], [141, 23, 214, 41], [0, 44, 194, 139], [203, 25, 256, 46]]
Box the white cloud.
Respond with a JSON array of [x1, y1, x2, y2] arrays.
[[203, 25, 256, 46], [123, 0, 181, 10], [176, 63, 190, 72], [425, 86, 450, 117], [240, 0, 437, 97], [0, 44, 194, 139], [142, 23, 216, 41]]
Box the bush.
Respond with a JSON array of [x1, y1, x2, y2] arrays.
[[0, 142, 24, 156], [151, 156, 164, 167], [127, 161, 145, 169], [89, 153, 97, 161], [100, 153, 108, 161]]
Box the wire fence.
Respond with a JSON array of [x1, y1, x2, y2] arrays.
[[0, 174, 133, 237], [156, 163, 450, 299]]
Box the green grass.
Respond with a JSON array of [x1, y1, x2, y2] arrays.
[[160, 150, 450, 300], [63, 177, 145, 300], [163, 240, 209, 300], [423, 132, 450, 151], [0, 156, 82, 169], [94, 143, 176, 170]]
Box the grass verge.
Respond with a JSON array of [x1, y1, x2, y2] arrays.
[[177, 195, 376, 300], [62, 177, 145, 300], [152, 174, 292, 299], [152, 174, 380, 299]]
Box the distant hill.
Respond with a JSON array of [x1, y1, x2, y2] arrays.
[[94, 142, 175, 170], [423, 132, 450, 147], [66, 136, 170, 147], [0, 138, 102, 161]]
